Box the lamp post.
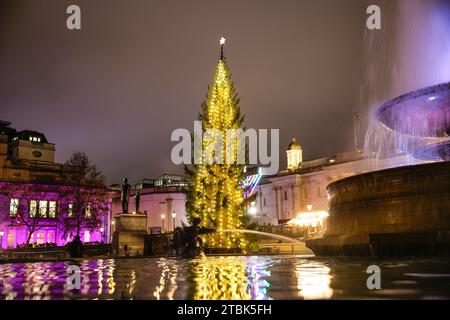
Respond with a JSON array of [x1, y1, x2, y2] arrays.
[[161, 214, 165, 233], [0, 230, 4, 252], [172, 211, 176, 231]]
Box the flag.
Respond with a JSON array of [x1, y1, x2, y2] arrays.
[[353, 111, 361, 121]]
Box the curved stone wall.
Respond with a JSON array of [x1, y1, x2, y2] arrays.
[[325, 161, 450, 237]]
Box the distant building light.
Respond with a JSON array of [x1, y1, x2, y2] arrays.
[[288, 210, 329, 227], [428, 96, 437, 101], [329, 159, 335, 163]]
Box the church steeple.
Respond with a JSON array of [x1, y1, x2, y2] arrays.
[[287, 137, 302, 170]]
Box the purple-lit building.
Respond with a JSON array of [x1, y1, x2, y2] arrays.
[[0, 120, 112, 249]]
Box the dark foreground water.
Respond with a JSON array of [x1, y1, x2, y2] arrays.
[[0, 255, 450, 300]]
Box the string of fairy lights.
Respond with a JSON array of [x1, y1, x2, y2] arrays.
[[189, 38, 247, 249]]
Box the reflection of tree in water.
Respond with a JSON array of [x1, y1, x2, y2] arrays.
[[189, 256, 272, 300], [153, 258, 179, 300], [294, 260, 333, 300], [75, 259, 116, 299]]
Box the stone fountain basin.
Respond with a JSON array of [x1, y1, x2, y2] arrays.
[[306, 161, 450, 256], [325, 161, 450, 236], [375, 82, 450, 137]]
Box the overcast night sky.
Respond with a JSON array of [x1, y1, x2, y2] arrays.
[[3, 0, 442, 184]]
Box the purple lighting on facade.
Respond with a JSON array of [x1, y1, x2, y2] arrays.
[[0, 182, 110, 249]]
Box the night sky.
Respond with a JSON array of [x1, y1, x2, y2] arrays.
[[0, 0, 368, 184]]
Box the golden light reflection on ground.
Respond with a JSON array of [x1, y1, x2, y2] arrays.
[[294, 260, 333, 299], [1, 256, 450, 300], [190, 256, 271, 300]]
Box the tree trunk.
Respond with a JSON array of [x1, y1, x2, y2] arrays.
[[26, 231, 33, 245]]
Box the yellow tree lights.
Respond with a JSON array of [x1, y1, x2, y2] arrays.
[[185, 38, 247, 249]]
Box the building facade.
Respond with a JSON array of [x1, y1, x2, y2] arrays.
[[111, 174, 189, 234], [251, 138, 420, 226], [0, 120, 112, 249]]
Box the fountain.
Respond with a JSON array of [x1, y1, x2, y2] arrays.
[[307, 82, 450, 256]]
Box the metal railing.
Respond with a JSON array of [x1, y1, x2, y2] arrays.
[[4, 249, 69, 261]]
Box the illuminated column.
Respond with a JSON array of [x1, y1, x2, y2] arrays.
[[276, 187, 283, 220], [166, 197, 173, 231], [296, 185, 302, 213], [291, 185, 296, 218], [274, 187, 280, 220]]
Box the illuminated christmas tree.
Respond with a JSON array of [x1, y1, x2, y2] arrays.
[[185, 37, 247, 249]]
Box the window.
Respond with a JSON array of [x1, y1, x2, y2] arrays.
[[7, 232, 15, 249], [48, 201, 57, 218], [36, 232, 45, 245], [84, 231, 90, 243], [9, 198, 19, 217], [29, 200, 57, 218], [284, 191, 288, 201], [85, 203, 92, 218], [68, 203, 74, 217], [29, 200, 37, 217], [39, 200, 48, 217], [263, 198, 267, 206], [47, 230, 55, 243]]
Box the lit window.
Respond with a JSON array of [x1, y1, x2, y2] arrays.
[[29, 200, 37, 217], [84, 230, 90, 243], [68, 203, 74, 217], [7, 232, 16, 249], [47, 230, 55, 243], [36, 232, 45, 245], [39, 200, 48, 217], [37, 137, 41, 142], [48, 201, 57, 218], [9, 198, 19, 217], [85, 203, 92, 218], [29, 137, 33, 141]]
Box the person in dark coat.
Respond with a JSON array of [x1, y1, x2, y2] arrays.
[[68, 235, 84, 258], [183, 217, 215, 257]]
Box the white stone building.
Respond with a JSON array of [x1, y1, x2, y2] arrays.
[[251, 138, 419, 225], [111, 174, 189, 234]]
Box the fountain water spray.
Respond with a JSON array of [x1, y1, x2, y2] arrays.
[[217, 229, 303, 244], [360, 0, 450, 167]]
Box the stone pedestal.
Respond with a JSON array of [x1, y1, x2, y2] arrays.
[[112, 213, 147, 256]]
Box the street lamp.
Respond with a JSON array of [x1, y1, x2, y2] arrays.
[[161, 214, 165, 233], [307, 204, 313, 211], [172, 211, 176, 231], [0, 230, 4, 252]]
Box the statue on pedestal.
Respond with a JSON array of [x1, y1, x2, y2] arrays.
[[121, 177, 131, 213], [134, 191, 141, 214]]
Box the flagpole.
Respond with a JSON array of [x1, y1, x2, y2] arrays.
[[353, 111, 359, 152], [353, 116, 358, 152]]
